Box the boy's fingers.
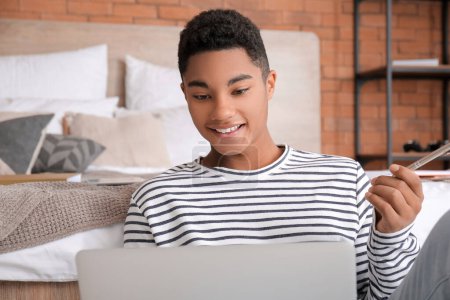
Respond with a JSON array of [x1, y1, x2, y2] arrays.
[[366, 191, 416, 232], [389, 164, 424, 199], [365, 191, 398, 221], [369, 185, 407, 215], [371, 165, 424, 200], [370, 176, 422, 212], [369, 184, 419, 221]]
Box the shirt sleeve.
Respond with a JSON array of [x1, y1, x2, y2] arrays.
[[353, 162, 374, 299], [354, 163, 420, 300], [123, 196, 156, 248], [366, 216, 419, 299]]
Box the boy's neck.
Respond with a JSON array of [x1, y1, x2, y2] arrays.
[[201, 143, 284, 171]]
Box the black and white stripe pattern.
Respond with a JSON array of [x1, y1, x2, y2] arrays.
[[124, 145, 419, 300]]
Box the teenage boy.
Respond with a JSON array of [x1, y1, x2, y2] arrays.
[[124, 9, 426, 299]]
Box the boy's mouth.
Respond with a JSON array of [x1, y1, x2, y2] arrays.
[[210, 124, 245, 135]]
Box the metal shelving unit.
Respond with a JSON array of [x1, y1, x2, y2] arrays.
[[354, 0, 450, 167]]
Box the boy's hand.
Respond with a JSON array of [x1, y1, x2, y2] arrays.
[[365, 164, 424, 233]]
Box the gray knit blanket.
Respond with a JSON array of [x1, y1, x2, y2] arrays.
[[0, 182, 140, 254]]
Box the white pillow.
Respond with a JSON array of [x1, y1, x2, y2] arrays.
[[0, 45, 107, 99], [0, 97, 118, 134], [125, 55, 186, 111], [116, 107, 210, 166]]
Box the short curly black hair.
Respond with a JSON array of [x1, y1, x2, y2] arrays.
[[178, 9, 270, 78]]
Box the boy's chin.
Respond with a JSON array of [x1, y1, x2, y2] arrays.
[[212, 140, 255, 157], [214, 147, 246, 156]]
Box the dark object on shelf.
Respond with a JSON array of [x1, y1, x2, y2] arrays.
[[425, 140, 442, 152], [404, 140, 448, 153], [403, 140, 423, 153]]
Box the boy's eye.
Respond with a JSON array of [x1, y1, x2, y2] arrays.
[[232, 88, 249, 96], [193, 94, 211, 101]]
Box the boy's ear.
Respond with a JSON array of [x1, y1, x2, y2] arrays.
[[180, 82, 187, 101], [266, 70, 277, 101]]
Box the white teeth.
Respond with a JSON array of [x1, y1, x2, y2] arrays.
[[215, 125, 240, 134]]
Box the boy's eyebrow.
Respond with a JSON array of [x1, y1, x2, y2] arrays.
[[228, 74, 252, 86], [187, 80, 208, 88], [186, 74, 253, 89]]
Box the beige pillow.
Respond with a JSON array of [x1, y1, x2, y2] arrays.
[[0, 158, 15, 175], [66, 113, 171, 168]]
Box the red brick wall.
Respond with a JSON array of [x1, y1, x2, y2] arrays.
[[0, 0, 444, 167]]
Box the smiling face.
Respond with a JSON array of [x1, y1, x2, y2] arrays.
[[181, 48, 278, 168]]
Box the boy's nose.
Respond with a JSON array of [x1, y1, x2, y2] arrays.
[[210, 96, 235, 121]]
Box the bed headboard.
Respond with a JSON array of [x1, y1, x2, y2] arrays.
[[0, 19, 321, 153]]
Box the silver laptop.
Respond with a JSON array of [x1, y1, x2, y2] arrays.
[[76, 242, 356, 300]]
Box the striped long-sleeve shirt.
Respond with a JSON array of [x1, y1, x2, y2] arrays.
[[124, 145, 419, 299]]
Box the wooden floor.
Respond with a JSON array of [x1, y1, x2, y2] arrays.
[[0, 281, 79, 300]]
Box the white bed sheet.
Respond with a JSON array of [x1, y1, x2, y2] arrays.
[[412, 181, 450, 245], [85, 165, 167, 175], [0, 224, 123, 281]]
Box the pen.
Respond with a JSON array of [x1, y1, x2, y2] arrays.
[[407, 143, 450, 170]]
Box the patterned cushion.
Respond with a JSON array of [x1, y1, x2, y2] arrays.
[[32, 134, 105, 173], [0, 114, 53, 174]]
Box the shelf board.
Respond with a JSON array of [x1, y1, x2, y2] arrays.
[[357, 152, 450, 162], [392, 152, 450, 161], [357, 65, 450, 80]]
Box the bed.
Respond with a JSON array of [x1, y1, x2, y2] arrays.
[[0, 18, 321, 299]]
